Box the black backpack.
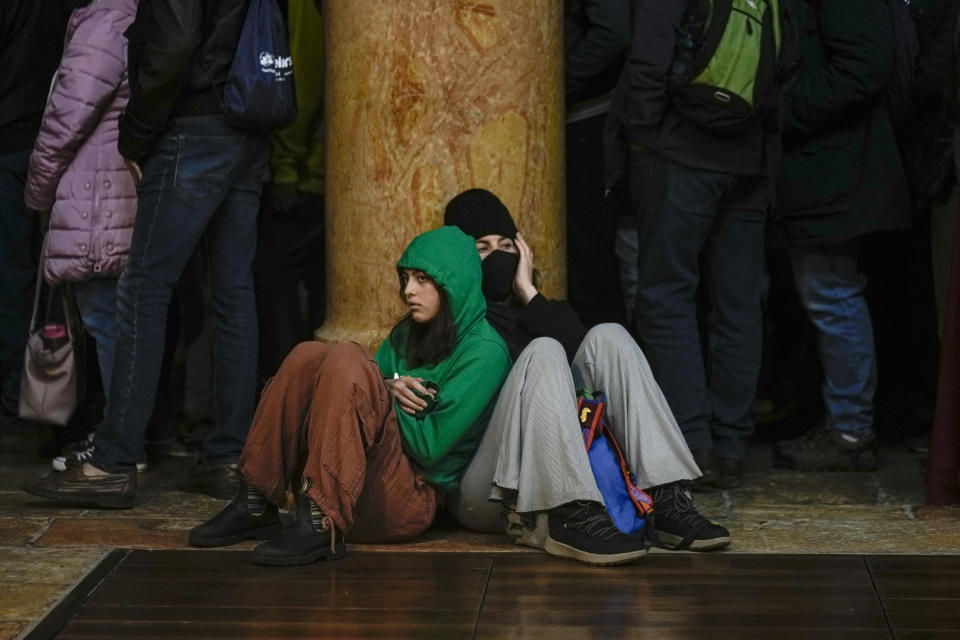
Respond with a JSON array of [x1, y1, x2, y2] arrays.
[[221, 0, 297, 132]]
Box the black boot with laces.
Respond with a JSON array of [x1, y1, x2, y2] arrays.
[[544, 501, 648, 566], [649, 482, 730, 551]]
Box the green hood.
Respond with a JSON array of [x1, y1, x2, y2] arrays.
[[395, 226, 487, 337], [375, 226, 511, 492]]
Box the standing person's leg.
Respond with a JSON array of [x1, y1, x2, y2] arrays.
[[571, 323, 700, 489], [775, 242, 878, 471], [453, 338, 602, 534], [73, 278, 119, 396], [701, 176, 767, 486], [0, 151, 34, 422], [89, 125, 237, 472], [201, 134, 267, 466], [632, 153, 732, 478]]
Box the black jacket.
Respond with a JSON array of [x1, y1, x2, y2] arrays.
[[564, 0, 631, 107], [901, 0, 960, 200], [118, 0, 248, 161], [775, 0, 911, 244], [0, 0, 86, 153], [486, 294, 587, 364]]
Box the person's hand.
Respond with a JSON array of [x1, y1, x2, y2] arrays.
[[272, 183, 299, 215], [384, 376, 437, 415], [124, 158, 142, 183], [513, 232, 538, 304]]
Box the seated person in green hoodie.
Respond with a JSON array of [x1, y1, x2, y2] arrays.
[[444, 189, 730, 565], [189, 227, 511, 566]]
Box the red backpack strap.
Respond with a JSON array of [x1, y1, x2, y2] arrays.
[[603, 422, 655, 517]]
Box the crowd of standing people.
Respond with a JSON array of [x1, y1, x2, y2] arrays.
[[0, 0, 958, 567]]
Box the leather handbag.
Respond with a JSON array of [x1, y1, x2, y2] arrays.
[[19, 248, 85, 426]]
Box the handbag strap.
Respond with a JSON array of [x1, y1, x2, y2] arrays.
[[28, 235, 47, 335]]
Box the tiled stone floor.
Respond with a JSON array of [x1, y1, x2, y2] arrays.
[[1, 430, 958, 639]]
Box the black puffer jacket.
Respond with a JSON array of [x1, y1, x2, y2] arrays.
[[775, 0, 910, 244], [118, 0, 248, 161], [564, 0, 631, 106]]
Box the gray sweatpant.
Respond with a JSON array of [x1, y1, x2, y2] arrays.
[[450, 323, 701, 532]]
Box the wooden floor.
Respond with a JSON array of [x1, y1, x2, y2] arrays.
[[28, 551, 960, 639]]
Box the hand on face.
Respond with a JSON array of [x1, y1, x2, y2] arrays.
[[512, 233, 538, 304], [385, 376, 437, 415]]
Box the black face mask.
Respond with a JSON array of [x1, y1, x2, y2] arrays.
[[481, 250, 520, 302]]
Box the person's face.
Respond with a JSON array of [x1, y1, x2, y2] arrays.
[[474, 234, 517, 260], [401, 268, 441, 323]]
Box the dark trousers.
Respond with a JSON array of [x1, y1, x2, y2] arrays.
[[566, 114, 627, 326], [0, 151, 35, 413], [254, 195, 325, 380], [631, 151, 766, 459], [92, 115, 268, 470]]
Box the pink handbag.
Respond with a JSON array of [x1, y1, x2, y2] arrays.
[[18, 246, 85, 426]]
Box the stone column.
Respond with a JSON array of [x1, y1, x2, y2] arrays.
[[317, 0, 565, 349]]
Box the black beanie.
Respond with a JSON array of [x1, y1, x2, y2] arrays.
[[443, 188, 517, 239]]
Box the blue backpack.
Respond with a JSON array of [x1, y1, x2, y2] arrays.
[[577, 392, 654, 535], [222, 0, 297, 131]]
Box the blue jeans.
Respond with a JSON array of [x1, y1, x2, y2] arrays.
[[631, 152, 766, 460], [0, 151, 34, 413], [789, 242, 876, 437], [73, 278, 119, 400], [92, 115, 268, 470]]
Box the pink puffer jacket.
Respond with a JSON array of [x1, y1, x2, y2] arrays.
[[24, 0, 138, 284]]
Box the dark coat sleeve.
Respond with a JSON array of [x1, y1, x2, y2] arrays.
[[516, 294, 588, 362], [565, 0, 632, 97], [912, 1, 960, 106], [623, 0, 688, 142], [118, 0, 203, 161], [782, 0, 894, 138]]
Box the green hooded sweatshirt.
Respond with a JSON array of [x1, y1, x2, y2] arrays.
[[374, 226, 511, 492]]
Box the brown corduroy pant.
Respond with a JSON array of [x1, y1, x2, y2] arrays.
[[238, 342, 439, 542]]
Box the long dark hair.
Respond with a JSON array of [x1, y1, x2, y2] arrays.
[[389, 277, 457, 368]]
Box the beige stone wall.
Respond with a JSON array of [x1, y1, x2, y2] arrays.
[[318, 0, 564, 349]]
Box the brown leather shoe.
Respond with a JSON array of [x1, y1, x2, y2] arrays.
[[22, 464, 136, 508]]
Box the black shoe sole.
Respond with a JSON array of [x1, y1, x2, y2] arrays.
[[22, 484, 134, 509], [543, 536, 647, 566], [656, 530, 731, 551], [189, 523, 282, 548], [252, 543, 348, 566]]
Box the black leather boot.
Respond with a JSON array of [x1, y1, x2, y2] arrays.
[[252, 492, 347, 566], [188, 478, 281, 547]]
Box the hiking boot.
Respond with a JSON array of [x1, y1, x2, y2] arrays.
[[688, 449, 720, 492], [189, 479, 281, 547], [649, 482, 730, 551], [252, 493, 347, 566], [544, 501, 647, 566], [773, 425, 878, 471], [22, 462, 136, 509], [714, 457, 743, 490], [179, 461, 240, 499]]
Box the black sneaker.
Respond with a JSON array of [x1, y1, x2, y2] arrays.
[[649, 482, 730, 551], [773, 425, 878, 471], [544, 501, 647, 566], [179, 461, 239, 499], [52, 433, 95, 472]]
